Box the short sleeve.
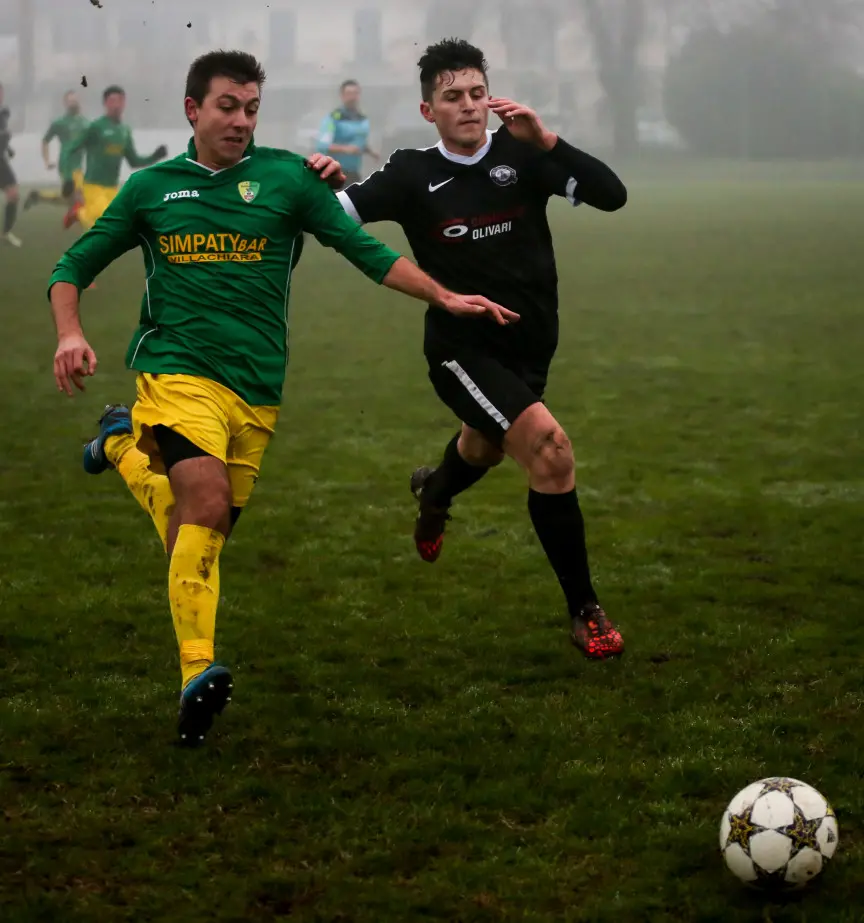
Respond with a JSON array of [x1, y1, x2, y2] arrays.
[[299, 169, 400, 284], [336, 152, 410, 225]]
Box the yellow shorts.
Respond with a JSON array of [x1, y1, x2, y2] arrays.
[[79, 182, 118, 229], [132, 373, 280, 509]]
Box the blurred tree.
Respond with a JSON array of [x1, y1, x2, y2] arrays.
[[580, 0, 645, 156], [574, 0, 861, 155], [665, 23, 864, 159], [18, 0, 35, 102]]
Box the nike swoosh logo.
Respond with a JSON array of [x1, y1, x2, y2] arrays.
[[428, 178, 454, 192]]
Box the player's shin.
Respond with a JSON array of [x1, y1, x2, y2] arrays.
[[421, 432, 492, 507], [4, 199, 17, 233], [169, 524, 225, 689], [105, 434, 175, 551], [527, 488, 598, 614]]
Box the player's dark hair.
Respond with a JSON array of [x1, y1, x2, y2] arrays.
[[340, 79, 359, 92], [103, 85, 125, 100], [418, 38, 488, 102], [185, 50, 266, 105]]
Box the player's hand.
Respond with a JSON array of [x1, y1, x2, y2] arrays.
[[305, 153, 347, 189], [45, 161, 56, 171], [54, 333, 98, 397], [488, 98, 557, 152], [154, 144, 168, 160], [345, 144, 362, 156], [438, 293, 520, 327]]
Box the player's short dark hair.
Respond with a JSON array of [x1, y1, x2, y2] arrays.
[[340, 79, 359, 92], [185, 50, 266, 105], [418, 38, 488, 102], [103, 85, 125, 100]]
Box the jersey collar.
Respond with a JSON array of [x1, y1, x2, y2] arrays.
[[185, 136, 256, 173], [436, 130, 494, 165]]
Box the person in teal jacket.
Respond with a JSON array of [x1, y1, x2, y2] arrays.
[[316, 79, 378, 186]]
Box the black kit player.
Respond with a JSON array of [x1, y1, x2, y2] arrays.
[[337, 39, 628, 659], [0, 83, 22, 247]]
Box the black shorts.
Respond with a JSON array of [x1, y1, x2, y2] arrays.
[[61, 177, 76, 199], [427, 352, 549, 447], [0, 158, 16, 189]]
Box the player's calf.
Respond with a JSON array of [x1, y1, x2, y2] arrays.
[[506, 404, 624, 660]]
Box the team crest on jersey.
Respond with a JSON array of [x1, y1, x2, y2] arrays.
[[238, 181, 260, 203], [489, 165, 518, 187]]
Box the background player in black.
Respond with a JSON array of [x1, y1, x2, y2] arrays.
[[0, 82, 22, 248], [337, 39, 628, 660]]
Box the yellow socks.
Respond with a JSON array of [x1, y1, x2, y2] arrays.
[[105, 434, 175, 551], [105, 436, 225, 689], [170, 524, 225, 689]]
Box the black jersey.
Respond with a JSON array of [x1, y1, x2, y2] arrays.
[[339, 128, 626, 362]]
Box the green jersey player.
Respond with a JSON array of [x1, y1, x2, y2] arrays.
[[49, 50, 517, 747], [24, 90, 89, 211]]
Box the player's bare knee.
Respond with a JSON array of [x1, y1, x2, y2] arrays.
[[530, 426, 574, 482], [5, 186, 19, 203]]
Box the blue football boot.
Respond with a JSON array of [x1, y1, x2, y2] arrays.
[[177, 663, 234, 747], [82, 404, 133, 475]]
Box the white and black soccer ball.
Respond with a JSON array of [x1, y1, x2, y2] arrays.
[[720, 777, 838, 890]]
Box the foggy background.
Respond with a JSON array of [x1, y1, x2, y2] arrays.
[[2, 0, 863, 183]]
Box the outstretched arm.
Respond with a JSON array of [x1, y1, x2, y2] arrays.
[[301, 173, 519, 326], [489, 97, 627, 212], [125, 133, 167, 168], [48, 180, 140, 395]]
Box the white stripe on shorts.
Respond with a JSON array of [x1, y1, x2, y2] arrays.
[[442, 359, 511, 431]]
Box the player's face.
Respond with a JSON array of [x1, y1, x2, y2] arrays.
[[104, 93, 126, 120], [65, 93, 80, 115], [421, 69, 489, 152], [187, 77, 260, 167], [341, 84, 361, 109]]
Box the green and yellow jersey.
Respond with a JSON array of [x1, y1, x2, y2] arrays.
[[43, 112, 89, 181], [70, 115, 162, 187], [49, 140, 400, 406]]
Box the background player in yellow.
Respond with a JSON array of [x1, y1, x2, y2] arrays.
[[64, 85, 167, 231], [49, 50, 518, 747], [24, 90, 89, 212]]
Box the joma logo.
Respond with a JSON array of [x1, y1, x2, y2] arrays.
[[164, 190, 200, 202]]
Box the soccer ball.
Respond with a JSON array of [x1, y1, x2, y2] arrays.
[[720, 777, 838, 890]]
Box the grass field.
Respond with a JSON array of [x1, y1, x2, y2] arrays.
[[1, 171, 863, 922]]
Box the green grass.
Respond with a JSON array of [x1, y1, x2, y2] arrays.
[[1, 175, 863, 922]]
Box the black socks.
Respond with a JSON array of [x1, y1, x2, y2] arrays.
[[423, 433, 491, 508], [4, 199, 17, 234], [528, 488, 597, 615]]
